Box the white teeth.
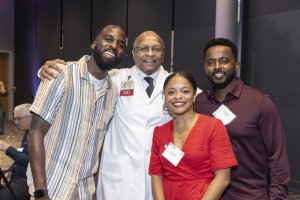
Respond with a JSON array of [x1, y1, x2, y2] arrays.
[[173, 102, 185, 107], [104, 51, 115, 58], [214, 72, 224, 79]]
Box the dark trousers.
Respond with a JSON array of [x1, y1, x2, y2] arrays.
[[0, 176, 30, 200]]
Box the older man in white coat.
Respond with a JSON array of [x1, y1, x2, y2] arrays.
[[97, 31, 171, 200]]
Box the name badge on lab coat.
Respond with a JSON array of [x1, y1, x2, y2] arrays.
[[162, 143, 184, 167], [212, 104, 236, 125], [120, 79, 134, 96]]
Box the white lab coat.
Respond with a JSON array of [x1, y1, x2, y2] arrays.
[[97, 66, 172, 200]]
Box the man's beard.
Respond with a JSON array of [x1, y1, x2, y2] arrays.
[[207, 70, 236, 89], [93, 46, 123, 71]]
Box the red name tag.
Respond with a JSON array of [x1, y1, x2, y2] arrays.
[[120, 89, 134, 96]]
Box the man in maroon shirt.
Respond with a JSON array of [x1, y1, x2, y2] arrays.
[[195, 38, 290, 200]]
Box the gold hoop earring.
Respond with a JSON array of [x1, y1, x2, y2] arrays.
[[163, 103, 169, 112], [163, 103, 174, 117]]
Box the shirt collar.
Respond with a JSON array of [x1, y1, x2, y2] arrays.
[[135, 65, 161, 83], [77, 55, 111, 89], [230, 78, 244, 98], [206, 78, 245, 102]]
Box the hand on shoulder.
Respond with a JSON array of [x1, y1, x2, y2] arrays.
[[40, 59, 65, 81]]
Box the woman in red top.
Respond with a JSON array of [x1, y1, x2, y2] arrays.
[[149, 72, 237, 200]]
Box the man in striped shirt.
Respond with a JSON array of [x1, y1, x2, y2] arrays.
[[27, 25, 126, 199]]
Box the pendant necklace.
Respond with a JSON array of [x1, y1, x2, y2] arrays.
[[178, 133, 184, 139]]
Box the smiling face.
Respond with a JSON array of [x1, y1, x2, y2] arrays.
[[204, 45, 239, 89], [132, 31, 165, 75], [164, 75, 196, 116], [92, 25, 126, 71]]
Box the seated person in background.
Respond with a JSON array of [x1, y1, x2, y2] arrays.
[[0, 103, 32, 200], [149, 72, 237, 200]]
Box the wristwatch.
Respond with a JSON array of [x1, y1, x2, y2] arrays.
[[34, 189, 48, 198]]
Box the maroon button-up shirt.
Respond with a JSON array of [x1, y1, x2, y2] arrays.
[[195, 78, 290, 200]]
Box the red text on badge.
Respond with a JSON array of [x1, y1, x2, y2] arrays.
[[120, 89, 134, 96]]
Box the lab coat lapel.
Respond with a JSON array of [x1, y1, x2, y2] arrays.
[[132, 67, 152, 100], [148, 66, 167, 101]]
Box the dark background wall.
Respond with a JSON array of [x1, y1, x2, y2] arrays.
[[0, 0, 14, 51], [242, 0, 300, 191], [11, 0, 300, 191], [14, 0, 38, 102], [14, 0, 216, 104], [173, 0, 216, 90]]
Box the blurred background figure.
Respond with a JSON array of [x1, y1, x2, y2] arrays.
[[0, 81, 7, 135], [0, 103, 32, 200]]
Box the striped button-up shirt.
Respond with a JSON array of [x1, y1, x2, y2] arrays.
[[27, 55, 117, 199]]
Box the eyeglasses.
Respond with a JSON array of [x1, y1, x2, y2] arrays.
[[133, 46, 164, 54], [14, 114, 30, 122]]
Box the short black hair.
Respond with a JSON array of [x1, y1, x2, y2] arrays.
[[203, 38, 238, 60], [163, 71, 198, 92], [92, 24, 126, 43]]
